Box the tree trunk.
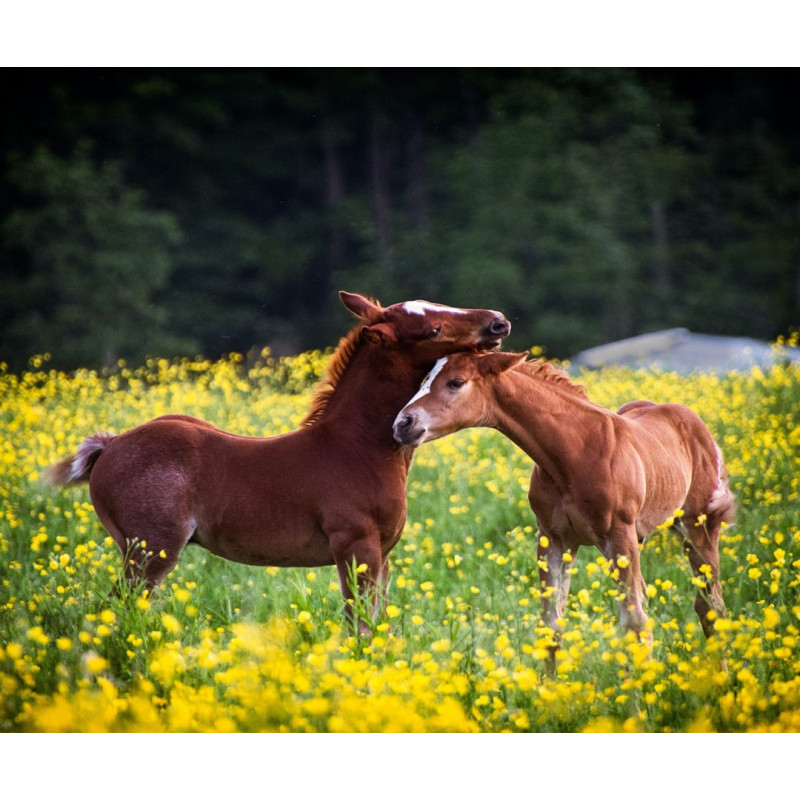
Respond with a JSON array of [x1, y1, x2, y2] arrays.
[[650, 200, 670, 305], [406, 113, 428, 231], [322, 125, 346, 285], [369, 112, 393, 280]]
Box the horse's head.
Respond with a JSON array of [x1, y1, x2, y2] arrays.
[[393, 351, 527, 446], [339, 291, 510, 366]]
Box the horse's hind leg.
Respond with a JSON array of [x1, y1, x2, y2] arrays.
[[680, 515, 726, 638], [121, 530, 189, 589], [93, 499, 193, 590]]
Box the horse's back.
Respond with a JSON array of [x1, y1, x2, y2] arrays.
[[618, 400, 733, 525], [619, 401, 714, 444], [89, 414, 298, 498], [616, 400, 659, 419], [150, 413, 221, 431], [618, 401, 717, 465], [89, 416, 214, 503]]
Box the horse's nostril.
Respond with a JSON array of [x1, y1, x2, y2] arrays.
[[490, 318, 510, 336], [397, 414, 413, 430]]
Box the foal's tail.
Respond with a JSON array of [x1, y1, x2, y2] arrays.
[[706, 444, 736, 530], [44, 433, 116, 486]]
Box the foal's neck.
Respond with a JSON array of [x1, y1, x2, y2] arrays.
[[319, 343, 426, 450], [491, 369, 604, 484]]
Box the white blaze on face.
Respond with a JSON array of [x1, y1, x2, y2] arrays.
[[402, 300, 468, 316], [405, 357, 448, 408]]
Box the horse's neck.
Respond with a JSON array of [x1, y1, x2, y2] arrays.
[[318, 344, 424, 450], [490, 370, 604, 485]]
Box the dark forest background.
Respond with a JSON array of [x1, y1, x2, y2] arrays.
[[1, 68, 798, 371]]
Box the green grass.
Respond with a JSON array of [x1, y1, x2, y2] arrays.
[[1, 353, 799, 731]]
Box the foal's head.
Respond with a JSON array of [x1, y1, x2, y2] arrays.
[[393, 351, 527, 446], [339, 291, 511, 366], [303, 294, 511, 428]]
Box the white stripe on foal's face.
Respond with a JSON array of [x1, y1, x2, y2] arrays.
[[405, 357, 448, 407], [402, 300, 467, 316]]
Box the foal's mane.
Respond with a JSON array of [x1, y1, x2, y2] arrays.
[[515, 359, 588, 399], [301, 298, 384, 426]]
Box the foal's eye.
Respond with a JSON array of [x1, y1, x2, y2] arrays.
[[447, 378, 465, 390], [427, 325, 442, 340]]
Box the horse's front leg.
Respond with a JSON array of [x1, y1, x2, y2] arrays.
[[329, 527, 384, 636], [603, 525, 653, 648], [379, 556, 391, 612], [536, 528, 573, 674]]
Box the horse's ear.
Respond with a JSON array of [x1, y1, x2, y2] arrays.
[[340, 291, 381, 319], [477, 352, 527, 376], [361, 322, 397, 346]]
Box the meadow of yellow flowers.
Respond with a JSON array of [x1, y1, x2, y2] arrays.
[[1, 337, 799, 732]]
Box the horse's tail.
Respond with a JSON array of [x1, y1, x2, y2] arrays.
[[707, 444, 736, 529], [44, 433, 116, 486]]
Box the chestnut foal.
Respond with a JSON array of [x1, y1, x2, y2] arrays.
[[394, 351, 735, 655], [47, 293, 509, 626]]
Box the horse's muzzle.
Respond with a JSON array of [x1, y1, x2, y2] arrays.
[[482, 313, 511, 348], [393, 412, 424, 446]]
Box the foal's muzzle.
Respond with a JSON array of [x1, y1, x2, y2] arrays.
[[393, 412, 424, 446], [482, 313, 511, 348]]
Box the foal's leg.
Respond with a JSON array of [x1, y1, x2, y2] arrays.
[[329, 527, 384, 635], [538, 532, 573, 630], [379, 556, 391, 612], [603, 526, 652, 647], [116, 522, 192, 589], [93, 498, 193, 590], [537, 530, 574, 673], [680, 515, 726, 638]]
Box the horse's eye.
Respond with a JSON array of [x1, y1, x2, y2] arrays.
[[447, 378, 465, 390], [427, 325, 442, 340]]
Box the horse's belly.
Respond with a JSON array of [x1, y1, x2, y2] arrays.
[[192, 523, 335, 568], [636, 467, 691, 538], [529, 469, 603, 547], [636, 497, 687, 541]]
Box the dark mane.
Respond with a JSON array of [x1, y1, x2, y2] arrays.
[[515, 359, 588, 399], [301, 299, 383, 426]]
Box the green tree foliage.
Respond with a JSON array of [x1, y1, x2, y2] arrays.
[[1, 144, 184, 367], [414, 70, 700, 353], [1, 69, 798, 370]]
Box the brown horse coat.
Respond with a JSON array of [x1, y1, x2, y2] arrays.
[[47, 292, 510, 621], [394, 351, 735, 650]]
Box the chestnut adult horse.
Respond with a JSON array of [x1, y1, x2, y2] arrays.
[[46, 292, 510, 622], [393, 351, 735, 652]]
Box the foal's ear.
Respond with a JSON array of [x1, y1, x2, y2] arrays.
[[340, 291, 381, 319], [477, 352, 527, 376], [361, 322, 398, 346]]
